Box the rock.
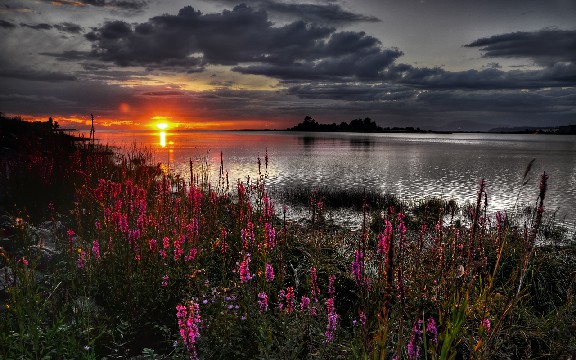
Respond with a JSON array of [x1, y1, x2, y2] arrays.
[[28, 220, 65, 270], [30, 220, 65, 253], [0, 215, 17, 253], [0, 266, 14, 293]]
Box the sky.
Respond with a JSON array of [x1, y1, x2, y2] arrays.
[[0, 0, 574, 131]]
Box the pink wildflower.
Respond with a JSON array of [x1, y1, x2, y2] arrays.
[[397, 212, 406, 240], [77, 250, 86, 270], [263, 195, 274, 219], [264, 222, 276, 249], [187, 219, 199, 238], [427, 317, 438, 344], [325, 298, 338, 342], [277, 289, 285, 310], [377, 220, 392, 255], [67, 229, 75, 252], [285, 287, 295, 314], [219, 228, 229, 254], [174, 235, 184, 260], [359, 312, 367, 326], [300, 296, 311, 312], [241, 223, 255, 250], [185, 248, 197, 262], [481, 318, 491, 333], [310, 267, 320, 303], [161, 274, 169, 287], [92, 240, 101, 260], [239, 253, 254, 283], [149, 238, 157, 252], [325, 312, 338, 342], [265, 263, 275, 282], [328, 274, 336, 297], [257, 292, 268, 313], [351, 249, 365, 285], [128, 229, 140, 248], [407, 319, 423, 360], [326, 297, 335, 314], [176, 302, 201, 359]]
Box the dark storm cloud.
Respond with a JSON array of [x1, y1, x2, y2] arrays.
[[415, 88, 576, 114], [465, 29, 576, 66], [141, 90, 186, 96], [20, 22, 53, 30], [0, 20, 16, 29], [205, 0, 380, 24], [287, 82, 415, 101], [0, 93, 76, 107], [19, 22, 83, 33], [232, 31, 403, 80], [40, 50, 90, 62], [285, 62, 575, 99], [233, 46, 402, 80], [386, 29, 576, 92], [0, 81, 133, 120], [395, 65, 576, 90], [0, 66, 77, 82], [38, 0, 147, 10], [84, 5, 398, 80], [54, 22, 84, 33]]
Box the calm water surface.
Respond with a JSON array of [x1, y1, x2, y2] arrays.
[[96, 130, 576, 224]]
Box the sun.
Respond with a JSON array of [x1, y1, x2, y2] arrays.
[[151, 116, 171, 130]]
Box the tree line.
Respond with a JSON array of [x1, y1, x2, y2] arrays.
[[287, 116, 427, 133]]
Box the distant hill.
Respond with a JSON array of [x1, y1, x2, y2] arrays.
[[434, 120, 496, 132], [488, 125, 576, 134]]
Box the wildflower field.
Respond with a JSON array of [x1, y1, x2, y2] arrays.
[[0, 115, 575, 359]]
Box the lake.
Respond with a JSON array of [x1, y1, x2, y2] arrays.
[[96, 130, 576, 226]]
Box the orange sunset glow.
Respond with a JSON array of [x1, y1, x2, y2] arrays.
[[11, 112, 286, 132]]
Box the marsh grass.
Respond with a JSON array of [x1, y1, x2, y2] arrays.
[[275, 185, 405, 213], [1, 116, 575, 359]]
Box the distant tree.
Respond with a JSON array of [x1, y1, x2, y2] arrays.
[[288, 115, 386, 132], [47, 116, 60, 131], [289, 116, 320, 131]]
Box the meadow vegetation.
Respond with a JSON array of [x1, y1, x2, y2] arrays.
[[1, 114, 575, 359]]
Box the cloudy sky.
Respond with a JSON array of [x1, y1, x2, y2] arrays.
[[0, 0, 574, 130]]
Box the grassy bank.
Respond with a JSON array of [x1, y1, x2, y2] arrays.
[[1, 115, 575, 359]]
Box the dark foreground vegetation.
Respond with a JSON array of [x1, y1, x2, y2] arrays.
[[1, 114, 575, 359]]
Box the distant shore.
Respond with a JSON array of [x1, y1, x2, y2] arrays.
[[245, 116, 576, 135]]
